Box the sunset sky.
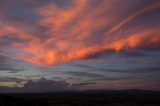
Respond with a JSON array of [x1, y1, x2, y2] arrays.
[[0, 0, 160, 92]]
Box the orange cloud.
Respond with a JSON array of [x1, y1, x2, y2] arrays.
[[0, 0, 160, 66], [107, 1, 160, 34]]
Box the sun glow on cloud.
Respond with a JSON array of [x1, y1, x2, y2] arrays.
[[0, 0, 160, 65]]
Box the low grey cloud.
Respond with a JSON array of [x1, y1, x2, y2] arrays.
[[73, 82, 96, 86], [64, 71, 134, 82], [72, 61, 160, 74], [0, 78, 94, 93], [65, 71, 104, 78], [72, 63, 94, 69], [0, 77, 24, 82], [129, 67, 160, 73], [23, 78, 72, 92], [100, 66, 160, 73]]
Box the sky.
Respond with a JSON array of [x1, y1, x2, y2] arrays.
[[0, 0, 160, 92]]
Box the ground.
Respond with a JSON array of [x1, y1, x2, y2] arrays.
[[0, 90, 160, 106]]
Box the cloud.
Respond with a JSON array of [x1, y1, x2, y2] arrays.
[[128, 67, 160, 73], [73, 82, 96, 86], [65, 71, 104, 78], [23, 78, 72, 92], [0, 55, 21, 73], [0, 77, 95, 93], [100, 66, 160, 73], [0, 77, 24, 82], [64, 70, 138, 82], [107, 80, 160, 90], [0, 0, 159, 66], [118, 50, 147, 57], [71, 63, 95, 70]]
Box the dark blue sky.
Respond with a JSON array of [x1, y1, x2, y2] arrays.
[[0, 0, 160, 92]]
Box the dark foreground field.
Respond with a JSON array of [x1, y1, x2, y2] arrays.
[[0, 90, 160, 106]]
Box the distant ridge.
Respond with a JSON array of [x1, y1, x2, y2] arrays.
[[0, 88, 160, 94]]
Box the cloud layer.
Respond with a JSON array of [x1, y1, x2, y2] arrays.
[[0, 77, 95, 93], [0, 0, 160, 65]]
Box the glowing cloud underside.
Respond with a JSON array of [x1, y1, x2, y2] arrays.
[[0, 0, 160, 65]]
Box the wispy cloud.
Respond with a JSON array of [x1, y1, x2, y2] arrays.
[[0, 0, 159, 65]]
